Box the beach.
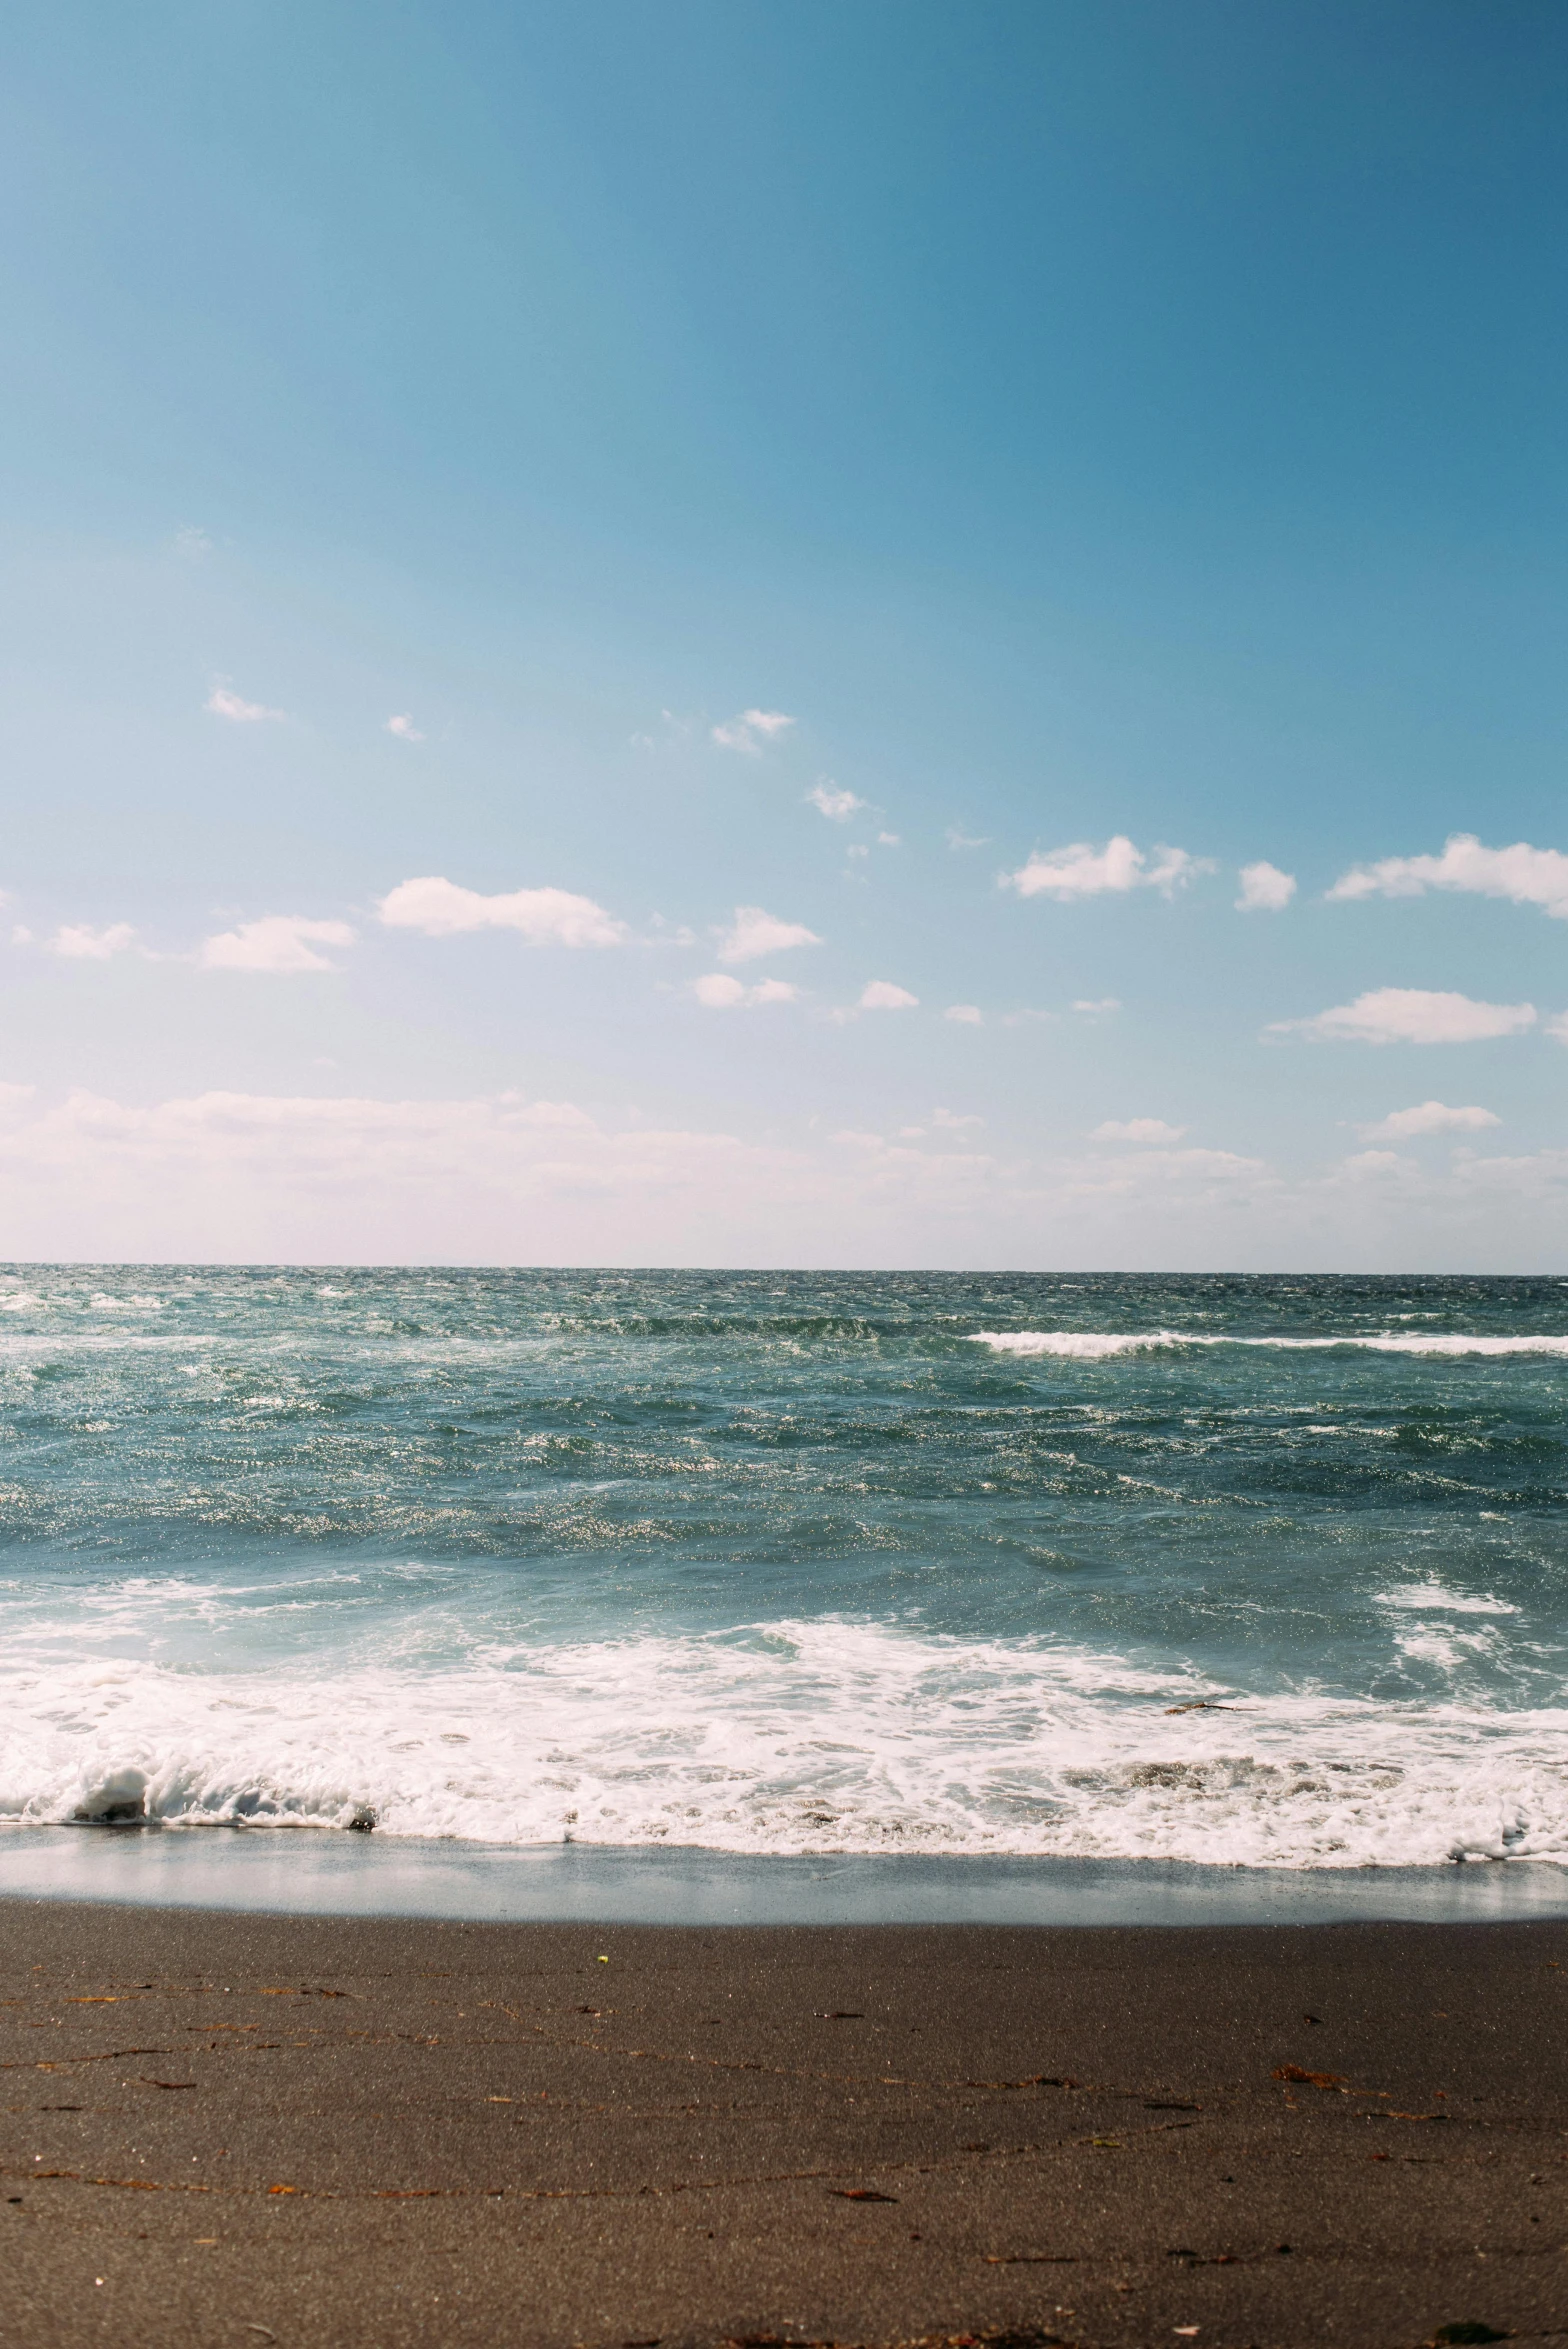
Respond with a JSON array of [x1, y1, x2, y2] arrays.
[[5, 1271, 1567, 2342], [9, 4, 1568, 2335], [4, 1900, 1565, 2348]]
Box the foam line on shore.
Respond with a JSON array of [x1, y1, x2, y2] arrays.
[[5, 1617, 1566, 1868]]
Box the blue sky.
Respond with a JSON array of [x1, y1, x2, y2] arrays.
[[2, 0, 1566, 1265]]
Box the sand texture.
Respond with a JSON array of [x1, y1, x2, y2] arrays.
[[2, 1901, 1565, 2347]]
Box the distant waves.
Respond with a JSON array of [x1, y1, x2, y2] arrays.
[[970, 1329, 1568, 1357]]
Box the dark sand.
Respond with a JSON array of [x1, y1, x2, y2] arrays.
[[2, 1902, 1564, 2348]]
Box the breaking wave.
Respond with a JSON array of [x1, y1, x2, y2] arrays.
[[970, 1330, 1568, 1358], [3, 1619, 1564, 1871]]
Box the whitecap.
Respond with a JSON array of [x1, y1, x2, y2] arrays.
[[1379, 1584, 1520, 1616], [969, 1330, 1176, 1358], [969, 1330, 1568, 1358]]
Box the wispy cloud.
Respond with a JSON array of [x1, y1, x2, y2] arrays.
[[944, 1004, 983, 1025], [1235, 860, 1296, 912], [631, 709, 695, 752], [1091, 1118, 1187, 1143], [378, 877, 626, 948], [385, 714, 424, 742], [1336, 1149, 1409, 1180], [0, 1086, 1017, 1260], [200, 917, 356, 973], [5, 1081, 1565, 1261], [1005, 837, 1208, 900], [1072, 997, 1121, 1016], [1270, 988, 1537, 1045], [693, 975, 800, 1009], [858, 980, 918, 1010], [946, 828, 989, 850], [712, 708, 794, 755], [50, 923, 137, 961], [1358, 1100, 1502, 1140], [932, 1107, 984, 1129], [715, 906, 822, 965], [206, 685, 283, 724], [806, 781, 863, 821], [1327, 835, 1568, 919]]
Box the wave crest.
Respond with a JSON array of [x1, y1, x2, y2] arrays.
[[970, 1329, 1568, 1358], [4, 1622, 1563, 1871]]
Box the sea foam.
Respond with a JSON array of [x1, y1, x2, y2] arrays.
[[3, 1618, 1564, 1871], [2, 1267, 1564, 1879], [970, 1329, 1568, 1357]]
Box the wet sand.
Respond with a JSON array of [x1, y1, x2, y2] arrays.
[[2, 1901, 1564, 2347]]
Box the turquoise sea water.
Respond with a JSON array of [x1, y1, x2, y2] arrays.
[[1, 1267, 1565, 1873]]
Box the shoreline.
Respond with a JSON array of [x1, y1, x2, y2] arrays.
[[3, 1901, 1564, 2347], [3, 1825, 1568, 1928]]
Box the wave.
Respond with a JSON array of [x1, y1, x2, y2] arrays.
[[3, 1620, 1563, 1870], [970, 1330, 1568, 1358]]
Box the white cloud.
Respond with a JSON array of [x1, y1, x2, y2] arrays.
[[1443, 1146, 1568, 1199], [51, 923, 136, 961], [932, 1107, 984, 1129], [1339, 1149, 1408, 1178], [1359, 1101, 1502, 1141], [946, 829, 989, 850], [877, 832, 900, 848], [200, 917, 356, 974], [1005, 837, 1208, 900], [944, 1004, 983, 1025], [715, 906, 822, 965], [858, 980, 918, 1010], [206, 686, 283, 724], [1072, 997, 1121, 1016], [807, 781, 863, 821], [1327, 834, 1568, 919], [712, 709, 794, 755], [1158, 1147, 1260, 1178], [1236, 860, 1296, 912], [693, 974, 800, 1009], [1091, 1118, 1187, 1143], [1271, 988, 1537, 1045], [378, 876, 626, 948], [1548, 1012, 1568, 1045], [1054, 1143, 1267, 1196], [385, 714, 424, 742]]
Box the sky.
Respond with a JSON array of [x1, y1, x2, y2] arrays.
[[2, 0, 1567, 1268]]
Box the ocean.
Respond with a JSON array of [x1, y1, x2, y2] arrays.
[[2, 1267, 1566, 1897]]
